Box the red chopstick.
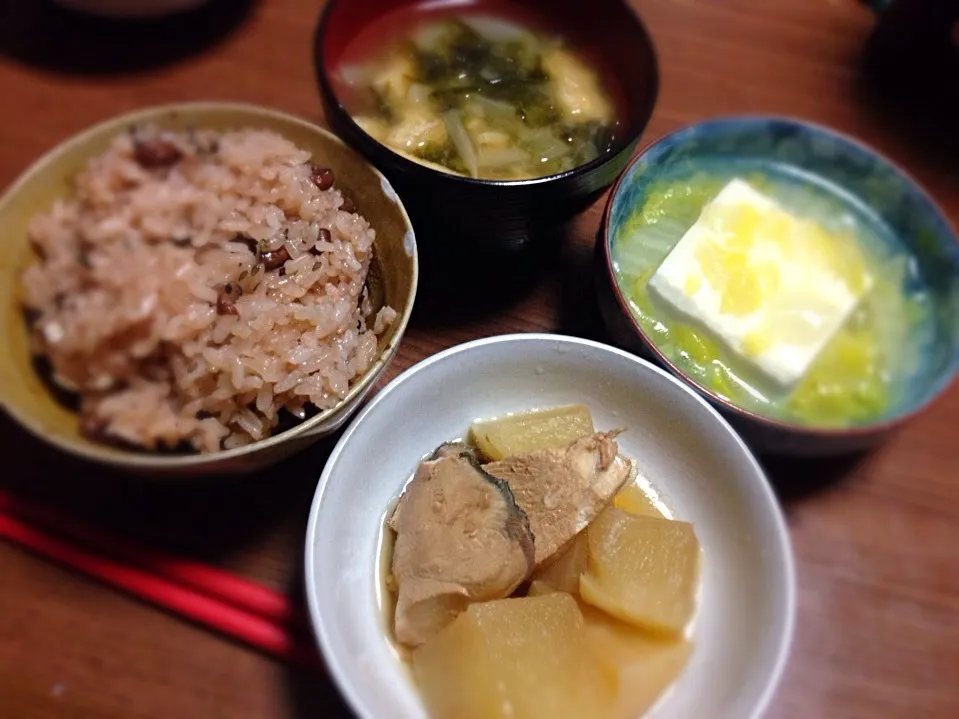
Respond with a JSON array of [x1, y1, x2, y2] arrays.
[[0, 489, 308, 631], [0, 511, 323, 671]]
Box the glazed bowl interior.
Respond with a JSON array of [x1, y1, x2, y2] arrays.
[[305, 334, 795, 719], [0, 102, 417, 475], [603, 116, 959, 442]]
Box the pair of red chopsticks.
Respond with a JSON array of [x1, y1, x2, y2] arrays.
[[0, 488, 323, 671]]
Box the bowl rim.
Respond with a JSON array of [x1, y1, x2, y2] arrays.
[[312, 0, 660, 188], [601, 113, 959, 438], [304, 332, 797, 719], [0, 100, 419, 470]]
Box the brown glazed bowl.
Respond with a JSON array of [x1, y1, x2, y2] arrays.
[[0, 103, 418, 477], [313, 0, 658, 268]]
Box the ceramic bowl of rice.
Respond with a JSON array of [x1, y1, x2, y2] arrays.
[[0, 102, 418, 476]]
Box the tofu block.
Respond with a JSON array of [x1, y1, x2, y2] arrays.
[[542, 48, 614, 124], [648, 178, 873, 387]]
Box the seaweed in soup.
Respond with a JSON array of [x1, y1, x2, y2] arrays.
[[347, 16, 618, 180]]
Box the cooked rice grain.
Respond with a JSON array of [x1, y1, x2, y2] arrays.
[[20, 126, 396, 453]]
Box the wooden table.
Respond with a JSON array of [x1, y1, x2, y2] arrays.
[[1, 0, 957, 717]]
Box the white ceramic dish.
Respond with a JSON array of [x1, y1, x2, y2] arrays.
[[304, 334, 796, 719]]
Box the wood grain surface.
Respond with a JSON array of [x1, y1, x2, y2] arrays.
[[1, 1, 958, 718]]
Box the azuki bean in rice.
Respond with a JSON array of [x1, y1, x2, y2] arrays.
[[19, 125, 397, 453]]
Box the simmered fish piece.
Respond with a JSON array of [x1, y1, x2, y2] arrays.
[[485, 431, 633, 567], [389, 449, 536, 647]]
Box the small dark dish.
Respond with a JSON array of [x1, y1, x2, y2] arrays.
[[596, 116, 959, 456], [314, 0, 658, 265]]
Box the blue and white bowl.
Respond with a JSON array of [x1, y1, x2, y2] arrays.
[[596, 116, 959, 456]]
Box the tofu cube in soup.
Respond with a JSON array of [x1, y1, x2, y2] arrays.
[[542, 47, 614, 125], [648, 178, 874, 388]]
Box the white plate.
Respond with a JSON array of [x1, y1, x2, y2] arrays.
[[305, 334, 795, 719]]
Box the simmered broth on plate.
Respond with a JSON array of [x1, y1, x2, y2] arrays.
[[377, 406, 700, 719]]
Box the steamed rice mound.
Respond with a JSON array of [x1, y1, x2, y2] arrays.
[[20, 125, 397, 453]]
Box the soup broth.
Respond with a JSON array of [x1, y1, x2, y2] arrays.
[[612, 165, 934, 427], [333, 5, 622, 180]]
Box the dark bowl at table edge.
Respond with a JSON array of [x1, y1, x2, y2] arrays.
[[594, 115, 959, 457], [312, 0, 660, 255]]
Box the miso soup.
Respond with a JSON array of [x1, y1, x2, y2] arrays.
[[333, 7, 623, 180]]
